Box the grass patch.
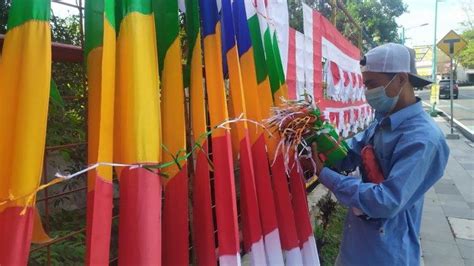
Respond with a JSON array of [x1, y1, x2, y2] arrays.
[[314, 193, 348, 266]]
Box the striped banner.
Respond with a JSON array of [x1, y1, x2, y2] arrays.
[[153, 1, 189, 265], [114, 1, 162, 264], [0, 0, 51, 264], [222, 0, 267, 264], [181, 0, 217, 265], [199, 0, 241, 264], [84, 0, 115, 264]]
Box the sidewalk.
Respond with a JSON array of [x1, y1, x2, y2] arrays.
[[421, 115, 474, 266]]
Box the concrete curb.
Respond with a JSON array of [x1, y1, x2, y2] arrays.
[[422, 101, 474, 142]]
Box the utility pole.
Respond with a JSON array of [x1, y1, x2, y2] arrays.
[[432, 0, 439, 83]]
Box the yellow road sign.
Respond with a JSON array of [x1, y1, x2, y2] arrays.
[[437, 30, 467, 57]]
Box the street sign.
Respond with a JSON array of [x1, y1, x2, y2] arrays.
[[437, 30, 467, 58]]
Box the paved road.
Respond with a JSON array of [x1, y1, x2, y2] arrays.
[[416, 86, 474, 131]]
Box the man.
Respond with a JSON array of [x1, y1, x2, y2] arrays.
[[313, 43, 450, 265]]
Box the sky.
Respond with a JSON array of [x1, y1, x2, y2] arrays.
[[396, 0, 469, 48]]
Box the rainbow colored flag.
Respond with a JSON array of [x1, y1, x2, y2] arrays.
[[199, 0, 240, 264], [221, 0, 267, 264], [153, 1, 189, 265], [180, 0, 217, 264], [0, 0, 51, 264], [114, 0, 162, 264], [244, 0, 303, 263], [84, 0, 115, 264]]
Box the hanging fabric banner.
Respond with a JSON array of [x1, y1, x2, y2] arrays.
[[199, 0, 241, 264], [180, 0, 217, 264], [84, 0, 115, 264], [0, 0, 51, 264], [114, 1, 162, 264]]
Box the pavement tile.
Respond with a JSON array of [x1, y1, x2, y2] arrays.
[[468, 202, 474, 210], [462, 163, 474, 171], [458, 244, 474, 259], [437, 193, 467, 202], [422, 253, 464, 266], [448, 217, 474, 240], [456, 239, 474, 248], [421, 239, 463, 258], [435, 183, 463, 195], [444, 208, 474, 220], [439, 199, 471, 209], [465, 259, 474, 266]]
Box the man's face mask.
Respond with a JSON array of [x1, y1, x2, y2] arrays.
[[364, 74, 404, 113]]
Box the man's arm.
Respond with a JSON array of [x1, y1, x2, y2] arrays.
[[319, 138, 446, 219]]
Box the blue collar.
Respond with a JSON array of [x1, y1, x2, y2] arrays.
[[375, 98, 424, 131]]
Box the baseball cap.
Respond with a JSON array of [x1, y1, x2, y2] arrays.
[[360, 43, 433, 87]]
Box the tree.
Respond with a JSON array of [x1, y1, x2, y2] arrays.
[[457, 0, 474, 69], [288, 0, 407, 51]]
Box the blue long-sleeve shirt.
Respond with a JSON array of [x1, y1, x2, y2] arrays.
[[319, 98, 449, 266]]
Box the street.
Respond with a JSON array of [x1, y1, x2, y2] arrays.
[[416, 86, 474, 131]]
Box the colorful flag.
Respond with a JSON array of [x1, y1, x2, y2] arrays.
[[84, 0, 115, 264], [244, 0, 303, 263], [114, 1, 162, 264], [0, 0, 51, 264], [181, 0, 217, 264], [290, 166, 320, 265], [153, 1, 189, 265], [221, 0, 267, 264], [199, 0, 241, 264]]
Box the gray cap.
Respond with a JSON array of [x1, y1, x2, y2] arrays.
[[360, 43, 433, 87]]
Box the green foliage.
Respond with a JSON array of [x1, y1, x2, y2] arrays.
[[288, 0, 407, 50], [29, 209, 87, 265], [314, 192, 347, 266], [459, 29, 474, 68]]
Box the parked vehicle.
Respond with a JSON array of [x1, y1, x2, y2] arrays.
[[439, 79, 459, 99]]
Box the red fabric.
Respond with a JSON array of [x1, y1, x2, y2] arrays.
[[343, 71, 350, 87], [330, 61, 341, 86], [289, 166, 313, 248], [0, 207, 34, 265], [240, 132, 264, 252], [312, 11, 323, 100], [212, 133, 239, 256], [270, 154, 300, 250], [252, 135, 279, 236], [162, 166, 189, 266], [86, 177, 113, 265], [192, 143, 217, 266], [119, 167, 162, 265], [351, 72, 357, 87]]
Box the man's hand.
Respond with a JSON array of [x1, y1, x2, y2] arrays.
[[311, 142, 325, 177]]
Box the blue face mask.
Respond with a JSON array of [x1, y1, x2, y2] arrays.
[[364, 74, 404, 114]]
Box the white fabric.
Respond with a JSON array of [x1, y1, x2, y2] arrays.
[[263, 229, 285, 265], [303, 4, 314, 100], [244, 0, 256, 18], [283, 247, 304, 265], [301, 236, 321, 266], [295, 30, 306, 99], [267, 0, 289, 76], [362, 43, 411, 73], [249, 237, 268, 266], [322, 37, 359, 72], [219, 254, 242, 266]]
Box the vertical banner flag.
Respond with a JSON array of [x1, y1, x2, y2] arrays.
[[85, 0, 115, 264], [266, 0, 289, 77], [181, 0, 217, 265], [289, 166, 321, 266], [286, 28, 306, 100], [244, 0, 302, 264], [115, 0, 162, 264], [153, 1, 189, 265], [0, 0, 51, 264], [221, 0, 267, 264], [199, 0, 241, 264]]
